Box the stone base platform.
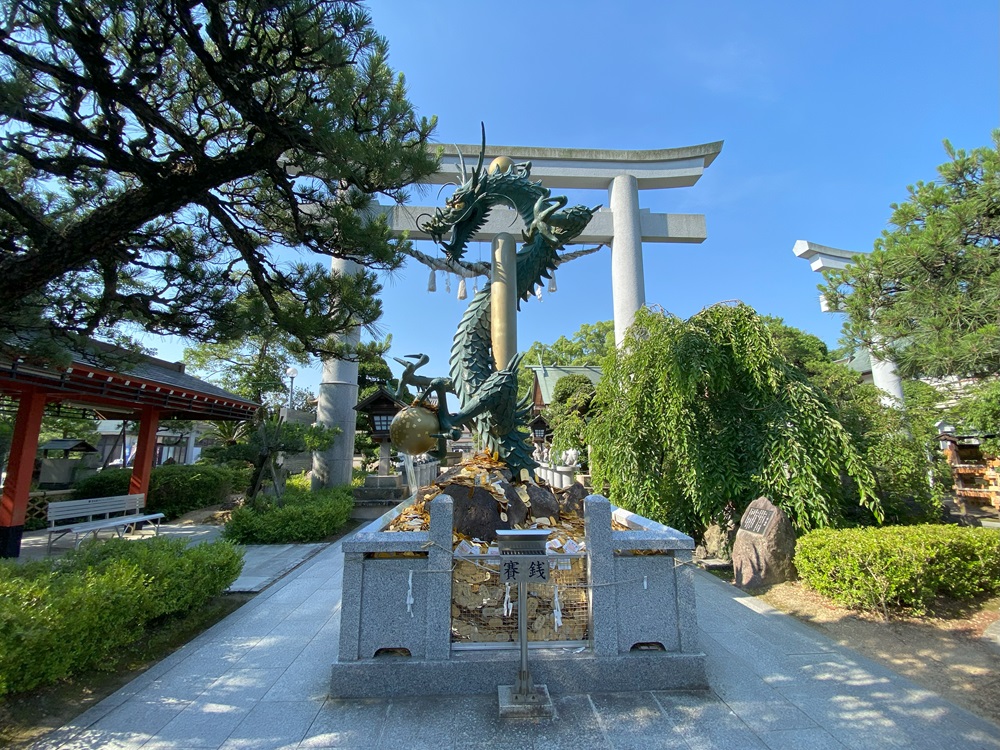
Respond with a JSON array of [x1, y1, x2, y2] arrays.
[[497, 684, 555, 719], [329, 648, 707, 698]]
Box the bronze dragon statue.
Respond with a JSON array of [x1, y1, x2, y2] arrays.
[[396, 132, 598, 478]]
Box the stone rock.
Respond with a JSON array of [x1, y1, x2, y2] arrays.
[[415, 484, 443, 506], [556, 482, 588, 516], [433, 465, 467, 486], [732, 497, 797, 588], [696, 523, 737, 561], [500, 482, 529, 527], [525, 483, 560, 521], [440, 482, 508, 542]]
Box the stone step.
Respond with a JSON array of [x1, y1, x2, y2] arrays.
[[351, 505, 397, 521], [363, 475, 403, 490], [352, 486, 407, 503]]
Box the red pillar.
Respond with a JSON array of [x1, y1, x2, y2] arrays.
[[129, 406, 160, 499], [0, 388, 47, 558]]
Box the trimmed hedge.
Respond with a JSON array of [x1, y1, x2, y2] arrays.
[[796, 524, 1000, 614], [73, 464, 236, 519], [222, 484, 353, 544], [0, 538, 242, 695], [72, 467, 131, 499]]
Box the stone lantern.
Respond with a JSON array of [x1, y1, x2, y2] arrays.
[[528, 413, 550, 446], [354, 387, 406, 475]]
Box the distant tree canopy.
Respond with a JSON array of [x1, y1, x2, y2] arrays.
[[0, 0, 437, 363], [543, 374, 596, 463], [821, 133, 1000, 381], [587, 304, 881, 536], [522, 320, 614, 368], [183, 284, 311, 410], [519, 320, 613, 401], [354, 337, 408, 471]]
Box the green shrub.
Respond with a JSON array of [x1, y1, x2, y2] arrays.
[[72, 468, 132, 499], [145, 464, 233, 518], [222, 463, 254, 495], [0, 559, 150, 695], [73, 464, 234, 519], [285, 472, 311, 492], [222, 484, 353, 544], [66, 537, 244, 617], [0, 538, 242, 695], [796, 524, 1000, 614]]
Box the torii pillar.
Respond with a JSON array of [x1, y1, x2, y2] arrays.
[[792, 240, 904, 405], [313, 256, 361, 489], [609, 174, 646, 344]]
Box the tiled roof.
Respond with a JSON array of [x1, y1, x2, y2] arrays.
[[526, 365, 602, 405]]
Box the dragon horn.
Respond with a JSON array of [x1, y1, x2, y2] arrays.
[[436, 183, 458, 202], [471, 122, 486, 190], [454, 145, 467, 183]]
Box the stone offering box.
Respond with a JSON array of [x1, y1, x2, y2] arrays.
[[331, 494, 706, 697]]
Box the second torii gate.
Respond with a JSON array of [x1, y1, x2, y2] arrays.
[[792, 239, 905, 404]]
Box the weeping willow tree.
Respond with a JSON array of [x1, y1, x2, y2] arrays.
[[587, 303, 881, 536]]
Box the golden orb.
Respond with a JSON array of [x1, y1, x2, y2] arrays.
[[488, 156, 514, 175], [389, 405, 439, 455]]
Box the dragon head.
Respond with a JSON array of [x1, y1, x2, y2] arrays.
[[419, 127, 534, 262]]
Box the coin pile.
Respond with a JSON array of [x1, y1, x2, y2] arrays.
[[384, 495, 432, 533], [450, 557, 590, 644]]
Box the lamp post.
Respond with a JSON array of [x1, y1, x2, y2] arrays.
[[285, 367, 298, 410]]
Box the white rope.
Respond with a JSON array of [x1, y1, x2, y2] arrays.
[[427, 269, 436, 292], [406, 569, 414, 616], [409, 539, 698, 592], [548, 272, 557, 293], [457, 277, 467, 300]]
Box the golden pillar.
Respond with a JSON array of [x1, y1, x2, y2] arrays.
[[491, 232, 517, 370]]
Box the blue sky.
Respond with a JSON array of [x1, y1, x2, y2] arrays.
[[153, 1, 999, 393]]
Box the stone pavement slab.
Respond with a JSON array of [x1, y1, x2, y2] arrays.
[[226, 543, 329, 594], [32, 537, 1000, 750]]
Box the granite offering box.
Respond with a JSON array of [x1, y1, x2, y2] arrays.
[[331, 494, 706, 697]]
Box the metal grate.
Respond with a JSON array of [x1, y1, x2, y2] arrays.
[[451, 554, 590, 649]]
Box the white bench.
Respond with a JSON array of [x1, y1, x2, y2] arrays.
[[47, 493, 165, 553]]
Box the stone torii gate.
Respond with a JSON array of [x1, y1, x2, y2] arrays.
[[312, 140, 723, 488], [792, 240, 904, 404], [380, 140, 723, 345]]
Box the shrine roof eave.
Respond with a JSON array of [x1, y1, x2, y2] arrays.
[[422, 140, 724, 190], [0, 357, 258, 422]]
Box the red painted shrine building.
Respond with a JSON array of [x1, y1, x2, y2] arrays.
[[0, 342, 258, 558]]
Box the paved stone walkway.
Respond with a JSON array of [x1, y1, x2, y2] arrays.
[[16, 524, 325, 595], [33, 537, 1000, 750]]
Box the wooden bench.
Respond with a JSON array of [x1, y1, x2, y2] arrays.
[[47, 494, 165, 553]]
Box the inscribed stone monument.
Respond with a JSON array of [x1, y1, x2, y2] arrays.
[[732, 496, 797, 587]]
